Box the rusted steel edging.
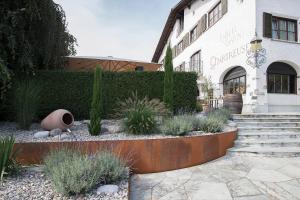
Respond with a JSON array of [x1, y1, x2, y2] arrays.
[[14, 130, 237, 174]]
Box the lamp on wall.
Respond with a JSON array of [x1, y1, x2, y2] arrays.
[[250, 34, 263, 52], [246, 33, 266, 68]]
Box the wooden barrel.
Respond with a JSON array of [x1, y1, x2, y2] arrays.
[[223, 93, 243, 114]]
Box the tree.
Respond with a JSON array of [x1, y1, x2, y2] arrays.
[[0, 0, 77, 100], [163, 44, 174, 112], [88, 65, 103, 136]]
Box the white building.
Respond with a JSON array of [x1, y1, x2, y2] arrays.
[[152, 0, 300, 113]]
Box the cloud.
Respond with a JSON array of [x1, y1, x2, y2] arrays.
[[54, 0, 169, 62]]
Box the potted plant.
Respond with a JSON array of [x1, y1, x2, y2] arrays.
[[201, 77, 214, 113]]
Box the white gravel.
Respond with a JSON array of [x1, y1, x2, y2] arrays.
[[0, 120, 236, 143], [0, 167, 128, 200]]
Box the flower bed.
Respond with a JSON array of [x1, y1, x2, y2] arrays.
[[12, 128, 237, 174]]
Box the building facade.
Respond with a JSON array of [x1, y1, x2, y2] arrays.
[[153, 0, 300, 113], [65, 56, 161, 72]]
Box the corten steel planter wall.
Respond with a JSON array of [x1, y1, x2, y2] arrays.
[[14, 130, 237, 174]]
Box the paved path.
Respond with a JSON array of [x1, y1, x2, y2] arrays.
[[130, 155, 300, 200]]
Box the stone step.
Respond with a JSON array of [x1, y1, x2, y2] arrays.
[[227, 146, 300, 157], [233, 114, 300, 119], [235, 138, 300, 147], [237, 122, 300, 128], [238, 127, 300, 132], [238, 131, 300, 140], [233, 118, 300, 123]]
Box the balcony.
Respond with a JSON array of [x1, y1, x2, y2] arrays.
[[174, 60, 203, 75]]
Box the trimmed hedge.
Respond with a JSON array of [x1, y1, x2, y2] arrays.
[[1, 71, 198, 121]]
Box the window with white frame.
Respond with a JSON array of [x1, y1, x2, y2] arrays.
[[208, 2, 222, 27], [190, 51, 201, 73]]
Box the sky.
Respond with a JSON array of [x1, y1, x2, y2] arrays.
[[54, 0, 179, 62]]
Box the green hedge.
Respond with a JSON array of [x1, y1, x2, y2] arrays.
[[1, 71, 198, 121]]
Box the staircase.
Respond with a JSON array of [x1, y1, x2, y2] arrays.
[[228, 114, 300, 157]]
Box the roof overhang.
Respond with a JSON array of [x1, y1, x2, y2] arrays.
[[151, 0, 192, 63]]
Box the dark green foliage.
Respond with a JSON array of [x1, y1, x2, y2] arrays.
[[196, 102, 203, 113], [0, 59, 11, 101], [123, 105, 157, 135], [1, 71, 197, 121], [163, 44, 174, 112], [0, 0, 77, 100], [88, 66, 103, 136], [44, 149, 127, 196], [114, 92, 170, 118], [0, 136, 20, 182], [14, 80, 41, 129]]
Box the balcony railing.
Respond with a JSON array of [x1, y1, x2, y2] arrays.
[[174, 60, 203, 75]]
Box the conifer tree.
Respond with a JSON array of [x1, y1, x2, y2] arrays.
[[88, 65, 103, 135], [163, 44, 174, 112]]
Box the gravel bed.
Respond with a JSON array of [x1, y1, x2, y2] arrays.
[[0, 167, 129, 200], [0, 120, 237, 143]]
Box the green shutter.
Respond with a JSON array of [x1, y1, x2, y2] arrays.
[[263, 12, 272, 38], [221, 0, 228, 15]]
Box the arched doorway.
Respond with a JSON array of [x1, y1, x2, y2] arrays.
[[223, 67, 246, 95], [267, 62, 297, 94]]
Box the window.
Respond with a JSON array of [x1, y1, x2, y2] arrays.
[[267, 62, 297, 94], [190, 51, 201, 73], [190, 26, 198, 43], [135, 66, 144, 72], [272, 17, 297, 41], [177, 40, 183, 55], [223, 67, 246, 95], [209, 2, 222, 27], [177, 11, 184, 36]]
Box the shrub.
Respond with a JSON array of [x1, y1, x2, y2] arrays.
[[208, 108, 231, 123], [163, 45, 174, 112], [114, 92, 170, 118], [0, 136, 20, 182], [196, 102, 203, 113], [198, 118, 224, 133], [13, 80, 41, 129], [161, 115, 194, 136], [44, 149, 127, 196], [123, 105, 157, 135], [95, 151, 127, 184], [1, 71, 198, 121], [89, 66, 103, 136]]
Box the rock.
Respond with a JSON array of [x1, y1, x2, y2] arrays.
[[101, 127, 109, 133], [49, 128, 62, 137], [83, 120, 90, 124], [96, 185, 119, 194], [53, 133, 70, 140], [73, 121, 82, 126], [34, 131, 49, 139]]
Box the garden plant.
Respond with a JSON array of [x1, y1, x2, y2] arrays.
[[13, 80, 41, 130], [161, 109, 231, 136], [0, 136, 20, 182], [163, 44, 174, 112], [44, 149, 127, 196], [89, 66, 103, 136], [116, 92, 170, 135]]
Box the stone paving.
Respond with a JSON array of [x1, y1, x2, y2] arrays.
[[130, 155, 300, 200]]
